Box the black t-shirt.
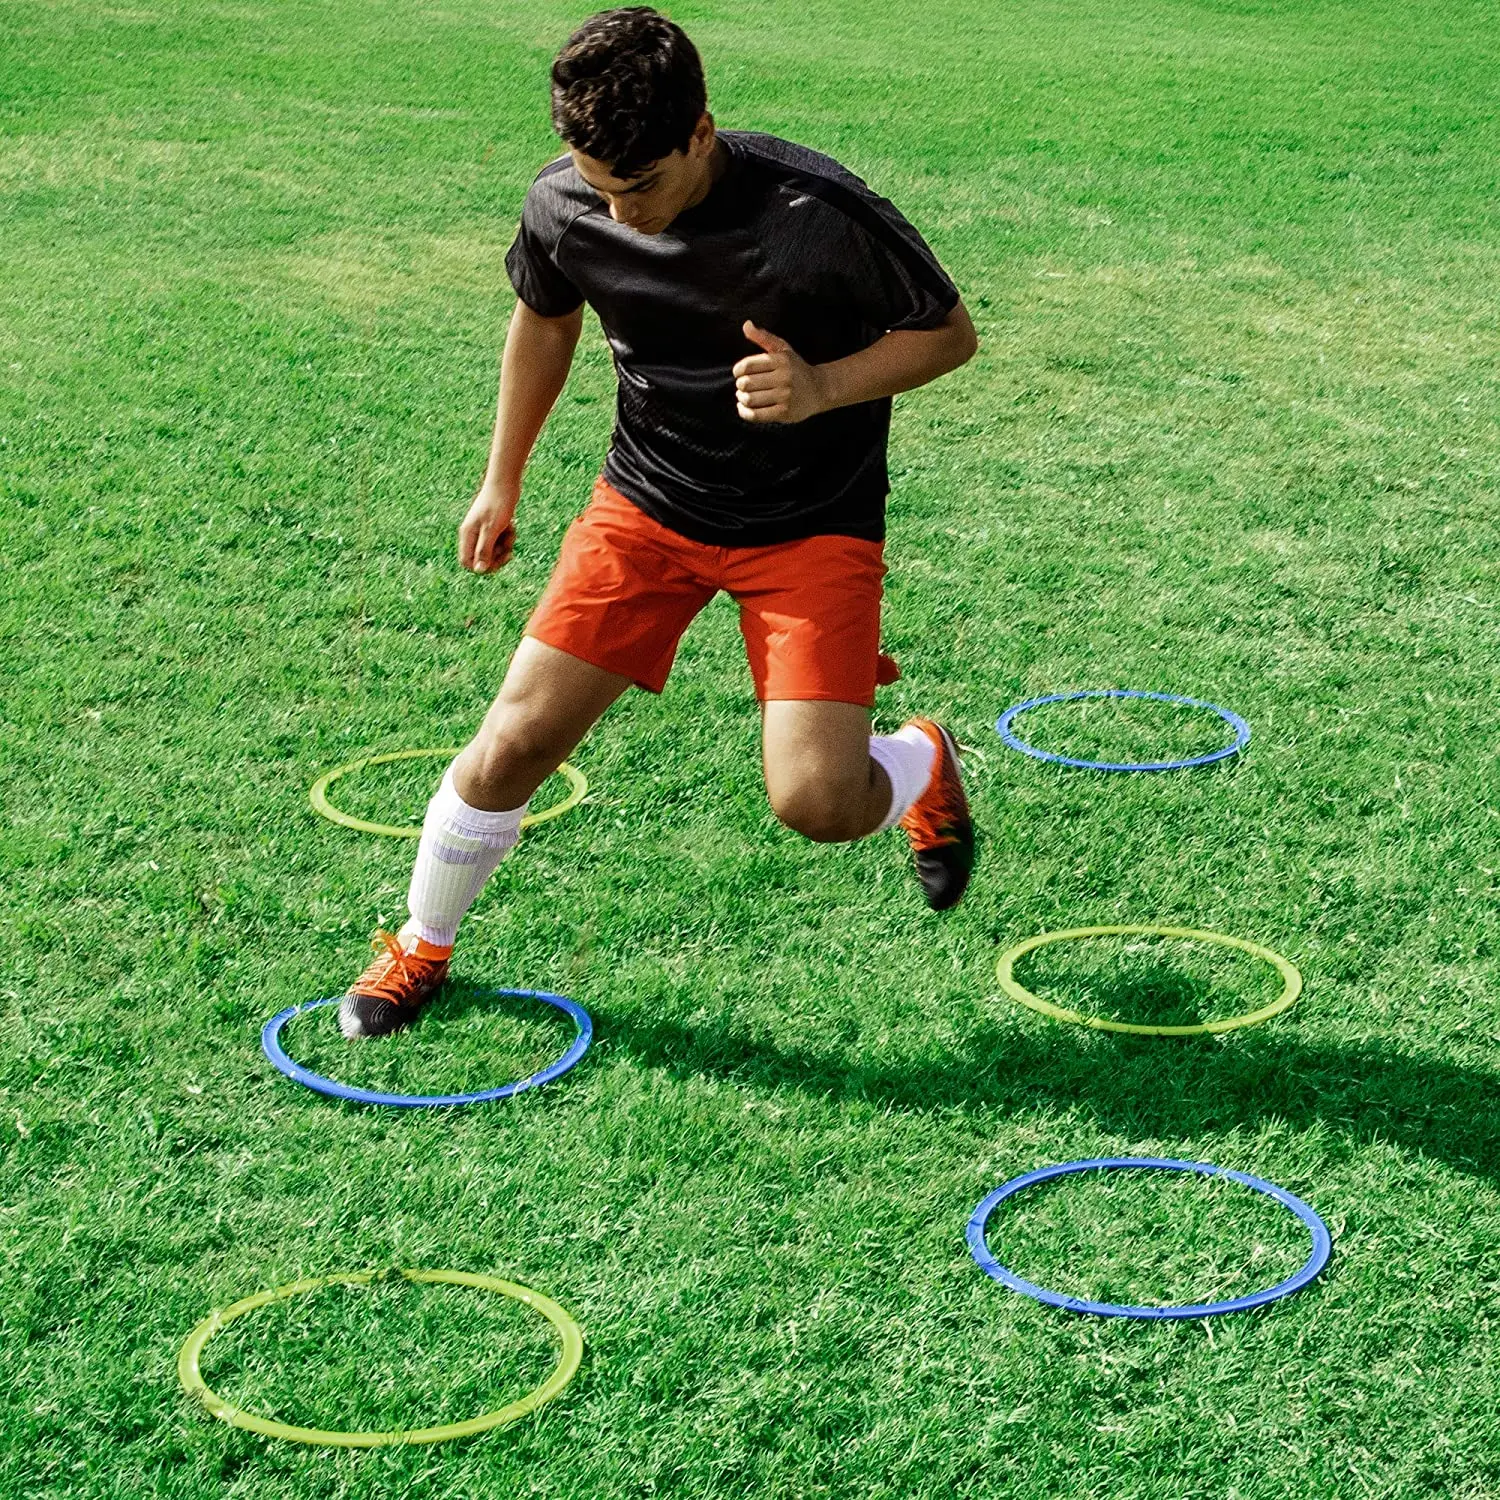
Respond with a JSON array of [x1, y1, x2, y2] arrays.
[[504, 131, 960, 546]]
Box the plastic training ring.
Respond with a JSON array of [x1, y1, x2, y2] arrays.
[[310, 749, 588, 838], [178, 1267, 583, 1445], [262, 989, 592, 1107], [997, 924, 1301, 1037], [967, 1157, 1332, 1319], [995, 689, 1250, 771]]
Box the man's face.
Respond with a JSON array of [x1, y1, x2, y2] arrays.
[[569, 115, 717, 235]]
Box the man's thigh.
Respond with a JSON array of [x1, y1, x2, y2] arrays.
[[483, 636, 633, 748], [454, 637, 631, 809]]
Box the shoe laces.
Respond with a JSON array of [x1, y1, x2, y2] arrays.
[[353, 929, 441, 1006]]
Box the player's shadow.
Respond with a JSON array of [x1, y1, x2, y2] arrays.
[[1019, 962, 1221, 1028], [600, 1001, 1500, 1189], [424, 984, 568, 1025]]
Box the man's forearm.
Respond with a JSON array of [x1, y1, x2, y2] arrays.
[[814, 306, 978, 415], [482, 302, 585, 494]]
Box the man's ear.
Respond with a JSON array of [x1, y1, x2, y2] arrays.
[[691, 111, 716, 155]]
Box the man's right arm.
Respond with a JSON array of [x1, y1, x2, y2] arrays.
[[458, 299, 586, 573]]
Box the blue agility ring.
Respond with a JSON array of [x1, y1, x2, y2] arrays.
[[967, 1156, 1331, 1319], [995, 689, 1250, 772], [261, 990, 592, 1108]]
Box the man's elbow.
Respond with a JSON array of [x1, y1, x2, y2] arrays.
[[943, 302, 979, 366]]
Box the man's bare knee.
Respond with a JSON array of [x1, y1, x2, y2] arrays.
[[457, 715, 568, 809], [479, 714, 567, 778], [770, 781, 867, 843]]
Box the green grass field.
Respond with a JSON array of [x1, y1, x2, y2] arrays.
[[4, 0, 1499, 1494]]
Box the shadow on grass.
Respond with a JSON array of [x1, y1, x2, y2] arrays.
[[1015, 965, 1222, 1028], [600, 1004, 1500, 1186], [419, 983, 578, 1026]]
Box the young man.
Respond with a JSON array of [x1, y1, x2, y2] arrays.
[[340, 5, 979, 1038]]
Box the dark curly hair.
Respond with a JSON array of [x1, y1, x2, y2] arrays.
[[550, 8, 707, 179]]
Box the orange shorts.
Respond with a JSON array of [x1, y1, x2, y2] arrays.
[[526, 477, 896, 705]]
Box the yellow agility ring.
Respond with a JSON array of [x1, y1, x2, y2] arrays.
[[310, 749, 588, 839], [178, 1268, 583, 1448], [996, 924, 1302, 1037]]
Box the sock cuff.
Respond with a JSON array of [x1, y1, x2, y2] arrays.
[[397, 921, 455, 958], [869, 726, 937, 834], [432, 767, 529, 839]]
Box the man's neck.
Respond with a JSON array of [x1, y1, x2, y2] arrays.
[[682, 137, 729, 212]]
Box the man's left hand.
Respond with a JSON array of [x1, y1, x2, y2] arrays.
[[733, 321, 828, 424]]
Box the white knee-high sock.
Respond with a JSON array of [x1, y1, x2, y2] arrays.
[[868, 724, 938, 834], [405, 768, 528, 949]]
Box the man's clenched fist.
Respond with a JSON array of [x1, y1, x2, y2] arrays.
[[732, 320, 828, 424]]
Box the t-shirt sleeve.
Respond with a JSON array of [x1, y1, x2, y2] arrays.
[[839, 193, 961, 334], [504, 181, 585, 318]]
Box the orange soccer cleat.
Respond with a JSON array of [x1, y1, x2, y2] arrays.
[[338, 928, 452, 1040], [898, 718, 976, 911]]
